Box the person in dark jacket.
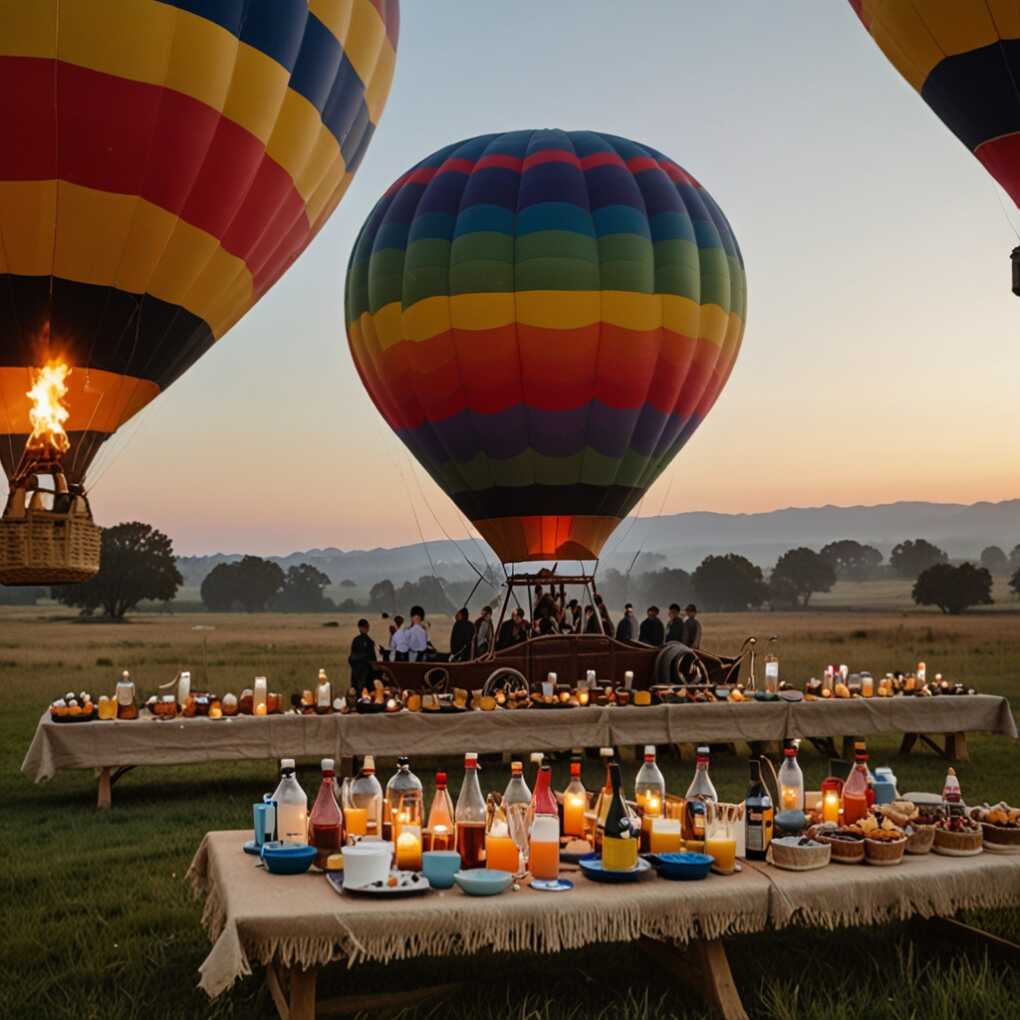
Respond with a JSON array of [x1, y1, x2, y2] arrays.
[[472, 605, 494, 657], [594, 593, 613, 636], [681, 603, 702, 649], [615, 603, 639, 642], [638, 606, 665, 646], [496, 608, 528, 650], [348, 619, 377, 692], [449, 607, 475, 661], [665, 603, 685, 643], [583, 605, 602, 634], [566, 599, 582, 633]]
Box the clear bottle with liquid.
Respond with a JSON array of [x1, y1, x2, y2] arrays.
[[386, 756, 424, 835], [562, 760, 588, 838], [272, 758, 308, 845], [777, 745, 804, 813], [841, 742, 872, 825], [455, 752, 486, 869], [529, 765, 560, 880], [427, 771, 456, 851], [308, 758, 342, 868], [683, 746, 718, 843], [349, 754, 384, 838], [635, 745, 666, 852], [503, 760, 533, 864]]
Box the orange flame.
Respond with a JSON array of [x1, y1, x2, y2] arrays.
[[26, 360, 72, 457]]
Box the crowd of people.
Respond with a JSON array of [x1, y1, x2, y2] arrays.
[[347, 586, 703, 678]]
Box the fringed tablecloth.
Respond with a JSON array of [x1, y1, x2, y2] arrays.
[[23, 696, 1017, 783], [187, 830, 773, 999]]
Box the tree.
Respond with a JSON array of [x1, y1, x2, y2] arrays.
[[369, 579, 396, 614], [199, 556, 284, 612], [1011, 566, 1020, 598], [692, 554, 768, 612], [819, 539, 883, 581], [980, 545, 1008, 574], [770, 547, 836, 608], [52, 522, 181, 619], [637, 567, 693, 610], [1010, 544, 1020, 572], [339, 578, 357, 588], [890, 538, 947, 579], [396, 576, 454, 615], [912, 562, 993, 615], [272, 564, 334, 612]]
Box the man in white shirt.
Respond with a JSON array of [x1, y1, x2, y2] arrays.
[[406, 605, 429, 662], [391, 619, 410, 661]]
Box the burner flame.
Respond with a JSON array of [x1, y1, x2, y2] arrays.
[[26, 360, 72, 457]]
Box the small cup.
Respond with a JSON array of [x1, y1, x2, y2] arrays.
[[422, 850, 462, 889], [253, 802, 275, 846]]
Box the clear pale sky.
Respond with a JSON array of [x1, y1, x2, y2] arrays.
[[50, 1, 1020, 555]]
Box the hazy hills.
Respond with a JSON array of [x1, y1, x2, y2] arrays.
[[176, 500, 1019, 589]]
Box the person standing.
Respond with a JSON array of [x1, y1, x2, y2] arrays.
[[681, 603, 702, 649], [449, 608, 475, 661], [615, 603, 639, 642], [473, 605, 494, 657], [390, 616, 409, 661], [594, 593, 613, 636], [406, 606, 429, 662], [348, 619, 377, 692], [583, 605, 601, 634], [665, 603, 684, 643], [497, 607, 528, 649], [638, 606, 665, 646]]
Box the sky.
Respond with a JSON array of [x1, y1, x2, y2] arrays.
[[53, 1, 1020, 556]]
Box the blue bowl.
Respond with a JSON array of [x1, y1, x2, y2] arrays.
[[453, 868, 513, 896], [260, 842, 316, 875], [650, 851, 713, 881], [422, 850, 462, 890]]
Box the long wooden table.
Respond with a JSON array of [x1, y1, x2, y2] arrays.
[[189, 829, 1020, 1020], [23, 695, 1017, 807]]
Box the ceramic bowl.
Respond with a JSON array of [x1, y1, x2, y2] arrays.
[[342, 842, 394, 889], [775, 810, 809, 835], [422, 850, 462, 889], [453, 868, 513, 896], [260, 842, 316, 875], [650, 851, 714, 881]]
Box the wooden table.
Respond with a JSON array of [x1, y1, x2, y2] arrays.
[[24, 695, 1016, 807], [188, 830, 1020, 1020]]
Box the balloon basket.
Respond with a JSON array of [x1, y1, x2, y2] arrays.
[[0, 465, 101, 586]]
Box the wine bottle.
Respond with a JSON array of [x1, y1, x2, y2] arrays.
[[455, 752, 486, 869], [744, 759, 773, 861], [602, 762, 637, 871], [309, 758, 343, 868]]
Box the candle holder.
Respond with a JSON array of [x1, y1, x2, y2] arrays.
[[395, 824, 422, 871]]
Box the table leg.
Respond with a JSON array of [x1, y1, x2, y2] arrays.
[[639, 936, 749, 1020], [288, 967, 317, 1020], [898, 733, 918, 756], [97, 767, 112, 810], [945, 732, 969, 763]]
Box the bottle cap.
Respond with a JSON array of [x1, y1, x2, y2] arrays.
[[784, 746, 796, 756], [318, 668, 327, 679], [570, 760, 581, 776], [363, 754, 376, 772], [510, 760, 523, 773], [435, 771, 448, 785], [464, 752, 478, 767], [281, 758, 295, 769], [397, 755, 410, 767], [696, 745, 710, 756], [321, 758, 335, 771], [599, 747, 614, 758], [530, 752, 544, 764], [643, 745, 656, 757]]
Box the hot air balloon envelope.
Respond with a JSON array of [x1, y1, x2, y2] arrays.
[[346, 130, 746, 563]]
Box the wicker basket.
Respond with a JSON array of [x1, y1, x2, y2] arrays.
[[814, 830, 865, 864], [864, 836, 907, 866], [768, 837, 831, 871], [932, 827, 983, 856], [905, 823, 936, 855], [980, 823, 1020, 850], [0, 473, 101, 585]]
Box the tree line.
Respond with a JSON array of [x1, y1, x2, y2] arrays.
[[27, 521, 1020, 619]]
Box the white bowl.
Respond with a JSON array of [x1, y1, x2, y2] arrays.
[[342, 842, 394, 889]]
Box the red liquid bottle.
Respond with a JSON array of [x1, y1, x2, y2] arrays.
[[309, 757, 343, 869], [455, 752, 486, 869], [842, 742, 872, 826]]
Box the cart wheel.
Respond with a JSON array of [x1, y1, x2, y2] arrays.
[[483, 667, 529, 697]]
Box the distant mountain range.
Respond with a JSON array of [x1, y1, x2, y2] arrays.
[[175, 499, 1019, 589]]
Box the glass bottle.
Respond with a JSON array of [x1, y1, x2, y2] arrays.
[[602, 762, 638, 871], [115, 670, 138, 720], [593, 747, 615, 833], [426, 771, 456, 851], [942, 767, 961, 805], [842, 741, 872, 825], [349, 754, 384, 838], [777, 745, 804, 813], [309, 758, 343, 868], [529, 765, 560, 880], [386, 756, 424, 837], [764, 652, 779, 694], [744, 759, 773, 861], [635, 745, 666, 852], [503, 760, 532, 866], [683, 746, 718, 844], [272, 758, 308, 845], [455, 752, 486, 869], [315, 668, 331, 714], [562, 759, 588, 838]]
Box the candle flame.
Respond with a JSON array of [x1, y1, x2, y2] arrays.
[[26, 360, 72, 457]]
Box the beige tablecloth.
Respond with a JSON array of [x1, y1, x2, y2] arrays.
[[188, 829, 1020, 1000], [22, 695, 1017, 782]]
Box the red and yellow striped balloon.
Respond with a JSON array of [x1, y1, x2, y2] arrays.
[[0, 0, 399, 483]]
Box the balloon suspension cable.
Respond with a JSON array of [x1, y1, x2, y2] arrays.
[[623, 466, 678, 580], [395, 453, 447, 597]]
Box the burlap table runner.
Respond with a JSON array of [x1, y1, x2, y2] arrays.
[[745, 851, 1020, 929], [23, 696, 1017, 783], [187, 830, 772, 998]]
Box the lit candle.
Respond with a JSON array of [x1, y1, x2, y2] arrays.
[[254, 702, 267, 717], [649, 818, 684, 854], [564, 793, 587, 837], [485, 832, 519, 872], [429, 823, 453, 851], [396, 826, 422, 870], [345, 807, 368, 838], [578, 688, 590, 707], [253, 676, 268, 716], [208, 703, 222, 719], [862, 675, 874, 698], [781, 787, 799, 811], [623, 670, 634, 689], [822, 791, 840, 824]]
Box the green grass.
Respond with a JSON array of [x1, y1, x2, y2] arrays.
[[2, 608, 1019, 1019]]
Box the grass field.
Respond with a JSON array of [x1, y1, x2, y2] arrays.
[[2, 607, 1019, 1019]]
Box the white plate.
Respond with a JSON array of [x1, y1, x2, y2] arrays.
[[325, 871, 431, 897]]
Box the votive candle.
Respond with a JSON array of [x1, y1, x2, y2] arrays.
[[345, 807, 368, 838], [564, 793, 587, 837], [822, 791, 840, 824], [396, 826, 422, 870]]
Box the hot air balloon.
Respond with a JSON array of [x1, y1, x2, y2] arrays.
[[345, 129, 746, 566], [848, 1, 1020, 292], [0, 0, 400, 582]]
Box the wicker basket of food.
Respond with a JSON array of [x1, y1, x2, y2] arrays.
[[812, 828, 865, 863], [969, 805, 1020, 853], [767, 836, 831, 871], [864, 833, 907, 866], [932, 816, 983, 856], [0, 469, 101, 585], [905, 823, 936, 855]]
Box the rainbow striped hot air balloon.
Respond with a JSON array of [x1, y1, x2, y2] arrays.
[[345, 129, 746, 564], [0, 0, 399, 486]]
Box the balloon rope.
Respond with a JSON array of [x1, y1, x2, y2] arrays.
[[394, 451, 447, 598]]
